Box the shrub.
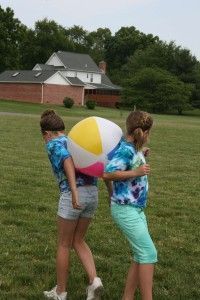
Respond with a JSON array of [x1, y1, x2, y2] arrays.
[[115, 101, 134, 110], [115, 101, 121, 109], [85, 100, 96, 110], [63, 97, 74, 108]]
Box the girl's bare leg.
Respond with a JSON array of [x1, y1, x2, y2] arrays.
[[122, 262, 139, 300], [73, 217, 96, 283], [138, 264, 154, 300], [56, 217, 78, 293]]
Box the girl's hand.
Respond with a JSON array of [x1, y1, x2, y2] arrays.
[[134, 164, 150, 177], [72, 195, 82, 210], [143, 147, 150, 157]]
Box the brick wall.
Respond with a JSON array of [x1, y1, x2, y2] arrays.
[[0, 83, 42, 103], [0, 83, 119, 107], [0, 83, 84, 105], [85, 94, 120, 108], [43, 84, 84, 105]]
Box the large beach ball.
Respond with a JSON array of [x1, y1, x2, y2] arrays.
[[67, 116, 123, 177]]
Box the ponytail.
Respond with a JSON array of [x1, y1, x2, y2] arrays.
[[133, 128, 146, 151], [126, 110, 153, 151]]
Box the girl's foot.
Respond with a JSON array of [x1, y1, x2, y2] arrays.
[[86, 277, 104, 300], [44, 286, 67, 300]]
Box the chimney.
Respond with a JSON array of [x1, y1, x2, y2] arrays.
[[99, 61, 107, 74]]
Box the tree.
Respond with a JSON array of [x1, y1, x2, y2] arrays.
[[0, 5, 26, 71], [86, 28, 111, 63], [190, 64, 200, 108], [65, 25, 88, 53], [19, 28, 37, 69], [120, 41, 200, 109], [105, 27, 159, 69], [122, 41, 198, 83], [122, 67, 193, 114], [104, 26, 159, 84], [34, 19, 74, 65]]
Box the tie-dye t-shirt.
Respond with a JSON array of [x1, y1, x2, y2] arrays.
[[46, 135, 97, 192], [105, 139, 148, 208]]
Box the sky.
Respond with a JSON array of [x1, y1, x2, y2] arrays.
[[1, 0, 200, 59]]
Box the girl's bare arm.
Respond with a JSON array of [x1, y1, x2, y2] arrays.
[[102, 164, 150, 181], [63, 157, 81, 209]]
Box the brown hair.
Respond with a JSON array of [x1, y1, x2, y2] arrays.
[[40, 109, 65, 134], [126, 110, 153, 151]]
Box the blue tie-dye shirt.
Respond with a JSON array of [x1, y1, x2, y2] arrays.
[[105, 139, 148, 208], [46, 135, 97, 192]]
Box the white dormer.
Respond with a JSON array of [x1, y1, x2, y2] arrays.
[[32, 64, 42, 71], [46, 53, 65, 67]]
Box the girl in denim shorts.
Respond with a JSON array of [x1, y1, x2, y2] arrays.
[[103, 111, 157, 300], [40, 110, 103, 300]]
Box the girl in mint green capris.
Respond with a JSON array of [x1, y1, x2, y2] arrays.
[[103, 110, 157, 300]]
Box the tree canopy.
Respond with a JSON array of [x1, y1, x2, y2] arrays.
[[0, 6, 27, 71], [122, 67, 193, 114]]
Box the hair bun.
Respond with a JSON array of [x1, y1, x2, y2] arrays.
[[41, 109, 56, 119]]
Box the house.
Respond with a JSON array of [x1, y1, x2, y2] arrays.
[[0, 51, 121, 107]]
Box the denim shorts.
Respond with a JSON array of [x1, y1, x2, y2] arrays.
[[111, 202, 157, 264], [58, 186, 98, 220]]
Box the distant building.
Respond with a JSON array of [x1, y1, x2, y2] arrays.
[[0, 51, 121, 107]]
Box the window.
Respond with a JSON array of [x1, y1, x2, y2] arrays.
[[35, 72, 42, 77], [90, 74, 93, 83], [12, 72, 20, 77]]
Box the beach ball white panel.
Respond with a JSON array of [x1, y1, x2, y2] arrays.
[[67, 138, 98, 168], [95, 117, 123, 154]]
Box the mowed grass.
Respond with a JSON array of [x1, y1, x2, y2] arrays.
[[0, 100, 200, 299], [0, 99, 128, 120]]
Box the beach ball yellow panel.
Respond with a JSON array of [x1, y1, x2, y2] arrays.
[[67, 116, 122, 177], [68, 117, 102, 155]]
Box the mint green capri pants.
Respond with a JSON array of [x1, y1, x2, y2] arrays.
[[111, 203, 157, 264]]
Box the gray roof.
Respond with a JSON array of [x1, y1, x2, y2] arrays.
[[56, 51, 101, 73], [66, 76, 85, 86], [0, 70, 57, 83], [101, 74, 121, 90], [36, 64, 65, 70], [0, 67, 121, 90], [88, 74, 121, 90], [0, 70, 85, 87], [89, 82, 121, 90]]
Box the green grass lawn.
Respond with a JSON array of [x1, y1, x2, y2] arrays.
[[0, 99, 128, 120], [0, 100, 200, 299]]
